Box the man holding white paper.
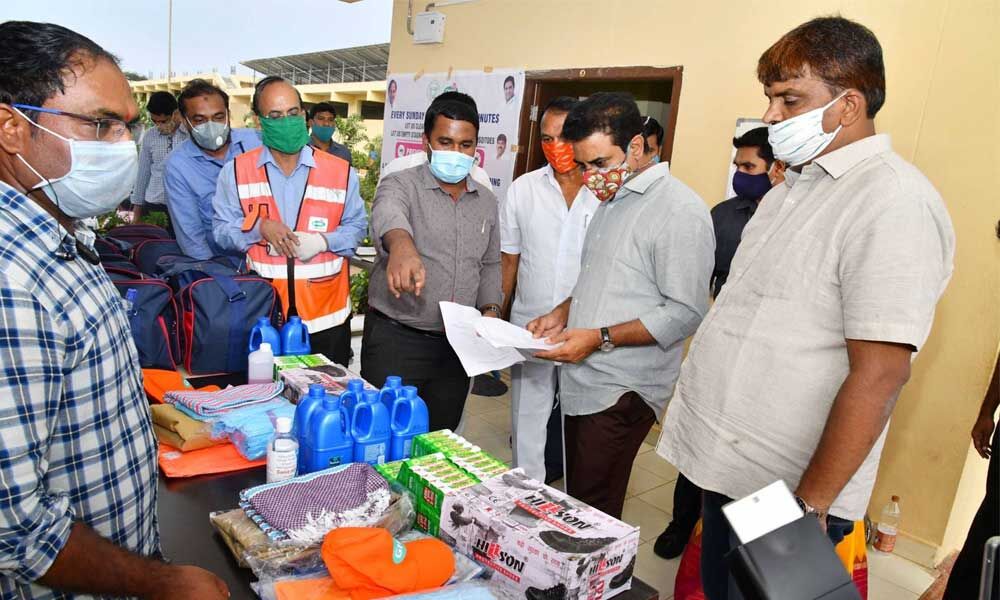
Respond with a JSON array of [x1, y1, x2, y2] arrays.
[[501, 96, 599, 484]]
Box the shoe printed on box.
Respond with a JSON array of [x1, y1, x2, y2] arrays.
[[524, 582, 567, 600]]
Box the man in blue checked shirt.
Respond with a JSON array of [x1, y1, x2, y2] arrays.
[[130, 91, 187, 232], [0, 21, 228, 599]]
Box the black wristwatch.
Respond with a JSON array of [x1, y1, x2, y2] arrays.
[[599, 327, 615, 352]]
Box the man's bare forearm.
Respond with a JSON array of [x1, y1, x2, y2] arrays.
[[382, 229, 416, 255], [607, 319, 657, 347], [980, 352, 1000, 418], [500, 252, 519, 319], [38, 522, 169, 597], [795, 340, 912, 511]]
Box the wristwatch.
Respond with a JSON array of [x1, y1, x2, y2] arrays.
[[599, 327, 615, 352], [795, 495, 828, 521]]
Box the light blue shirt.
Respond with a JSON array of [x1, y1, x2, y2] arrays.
[[212, 144, 368, 257], [164, 128, 262, 260]]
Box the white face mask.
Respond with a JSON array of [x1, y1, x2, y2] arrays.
[[14, 108, 138, 219], [767, 92, 847, 166]]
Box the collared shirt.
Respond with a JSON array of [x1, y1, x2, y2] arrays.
[[310, 139, 353, 164], [381, 152, 494, 192], [369, 163, 501, 332], [710, 195, 758, 297], [500, 165, 599, 327], [164, 128, 262, 260], [657, 134, 955, 520], [560, 162, 714, 418], [130, 126, 188, 206], [212, 145, 368, 256], [0, 182, 159, 599]]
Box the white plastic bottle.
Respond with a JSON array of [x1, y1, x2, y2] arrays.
[[266, 416, 298, 483], [248, 342, 275, 384], [873, 495, 902, 553]]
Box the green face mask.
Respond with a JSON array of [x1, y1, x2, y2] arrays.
[[260, 115, 310, 154]]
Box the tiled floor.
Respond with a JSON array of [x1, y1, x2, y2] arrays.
[[456, 377, 937, 600]]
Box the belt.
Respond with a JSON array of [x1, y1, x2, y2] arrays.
[[369, 308, 446, 338]]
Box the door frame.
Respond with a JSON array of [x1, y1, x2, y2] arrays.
[[514, 65, 684, 179]]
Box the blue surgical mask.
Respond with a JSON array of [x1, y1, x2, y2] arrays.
[[428, 149, 474, 184], [767, 92, 847, 166], [311, 124, 335, 143]]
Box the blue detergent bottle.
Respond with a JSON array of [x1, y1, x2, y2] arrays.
[[379, 376, 403, 414], [390, 385, 429, 461], [281, 316, 311, 356], [249, 317, 282, 356], [303, 393, 354, 473], [339, 379, 366, 416], [293, 384, 327, 473], [352, 390, 390, 465]]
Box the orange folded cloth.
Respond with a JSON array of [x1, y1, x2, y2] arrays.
[[321, 528, 454, 600], [157, 442, 264, 478], [142, 368, 219, 404], [274, 576, 352, 600]]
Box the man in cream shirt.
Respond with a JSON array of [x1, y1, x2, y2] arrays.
[[658, 17, 955, 600]]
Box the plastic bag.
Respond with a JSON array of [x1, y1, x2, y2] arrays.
[[211, 399, 295, 460]]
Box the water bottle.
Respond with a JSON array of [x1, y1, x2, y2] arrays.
[[266, 416, 298, 483], [339, 379, 366, 416], [352, 390, 390, 465], [249, 317, 282, 355], [379, 376, 403, 414], [873, 495, 902, 553], [281, 316, 311, 356], [294, 384, 327, 473], [303, 393, 354, 473], [247, 342, 275, 384], [389, 385, 430, 461]]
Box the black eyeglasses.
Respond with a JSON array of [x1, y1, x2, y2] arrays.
[[13, 104, 138, 142]]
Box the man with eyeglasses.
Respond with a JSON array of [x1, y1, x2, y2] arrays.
[[164, 78, 261, 261], [0, 20, 229, 599], [213, 76, 367, 367], [130, 91, 187, 231]]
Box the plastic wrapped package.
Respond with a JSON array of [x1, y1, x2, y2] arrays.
[[252, 579, 497, 600], [217, 491, 416, 580], [211, 399, 296, 460]]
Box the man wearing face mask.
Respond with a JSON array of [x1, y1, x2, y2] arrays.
[[527, 92, 714, 520], [307, 102, 352, 164], [640, 115, 664, 167], [709, 127, 784, 298], [213, 76, 368, 367], [656, 18, 955, 600], [0, 21, 228, 599], [131, 91, 187, 228], [164, 78, 261, 261], [364, 92, 500, 431], [500, 96, 599, 484]]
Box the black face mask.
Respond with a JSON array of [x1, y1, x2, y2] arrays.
[[732, 171, 773, 199]]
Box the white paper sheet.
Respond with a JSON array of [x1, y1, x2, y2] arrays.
[[473, 317, 560, 351], [440, 302, 526, 377]]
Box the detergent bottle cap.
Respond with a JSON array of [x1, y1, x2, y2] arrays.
[[362, 389, 379, 405], [347, 379, 365, 393], [322, 395, 339, 410], [386, 375, 402, 388], [402, 385, 418, 399], [256, 316, 270, 326], [308, 384, 325, 398]]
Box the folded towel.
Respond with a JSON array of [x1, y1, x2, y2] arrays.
[[165, 382, 284, 417], [150, 404, 220, 451], [240, 463, 391, 544]]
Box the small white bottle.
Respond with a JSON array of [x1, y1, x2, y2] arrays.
[[248, 342, 275, 384], [266, 416, 298, 483], [873, 495, 902, 553]]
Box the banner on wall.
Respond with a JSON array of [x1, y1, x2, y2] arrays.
[[381, 69, 526, 201]]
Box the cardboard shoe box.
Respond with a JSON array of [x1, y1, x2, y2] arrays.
[[279, 360, 375, 404], [439, 469, 639, 599]]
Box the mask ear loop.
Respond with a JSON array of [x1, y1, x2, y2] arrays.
[[11, 108, 73, 254]]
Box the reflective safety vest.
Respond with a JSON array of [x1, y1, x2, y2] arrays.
[[236, 146, 351, 332]]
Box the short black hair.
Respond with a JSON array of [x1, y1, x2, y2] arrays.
[[641, 116, 665, 152], [497, 133, 507, 143], [733, 126, 775, 167], [147, 91, 177, 116], [423, 92, 479, 136], [561, 92, 642, 152], [542, 96, 578, 121], [308, 102, 338, 121], [177, 78, 229, 118], [252, 75, 302, 117], [503, 76, 515, 88], [0, 21, 119, 118]]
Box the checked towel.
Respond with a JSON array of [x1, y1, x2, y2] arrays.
[[164, 382, 284, 417]]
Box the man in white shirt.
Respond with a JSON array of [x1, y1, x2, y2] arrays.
[[382, 92, 492, 191], [656, 17, 955, 599], [501, 97, 599, 483]]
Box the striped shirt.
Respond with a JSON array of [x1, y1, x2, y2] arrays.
[[0, 182, 159, 599], [130, 126, 188, 206]]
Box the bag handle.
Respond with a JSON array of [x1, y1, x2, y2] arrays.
[[211, 274, 248, 372]]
